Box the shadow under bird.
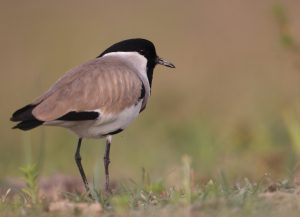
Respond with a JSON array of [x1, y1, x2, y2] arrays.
[[10, 38, 175, 194]]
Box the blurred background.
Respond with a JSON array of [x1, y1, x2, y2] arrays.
[[1, 0, 300, 187]]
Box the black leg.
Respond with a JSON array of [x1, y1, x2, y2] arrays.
[[75, 138, 91, 195], [104, 136, 112, 193]]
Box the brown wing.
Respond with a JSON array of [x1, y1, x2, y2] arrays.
[[32, 56, 143, 121]]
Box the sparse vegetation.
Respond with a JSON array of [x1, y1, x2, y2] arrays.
[[19, 164, 39, 204], [1, 158, 300, 217]]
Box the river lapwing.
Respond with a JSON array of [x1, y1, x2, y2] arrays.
[[10, 38, 175, 194]]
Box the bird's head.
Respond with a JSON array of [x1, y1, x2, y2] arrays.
[[98, 38, 175, 86], [98, 38, 175, 68]]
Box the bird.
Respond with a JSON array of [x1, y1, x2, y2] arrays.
[[10, 38, 175, 194]]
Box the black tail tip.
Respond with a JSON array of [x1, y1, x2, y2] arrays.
[[11, 120, 44, 131], [10, 103, 44, 130], [10, 104, 37, 122]]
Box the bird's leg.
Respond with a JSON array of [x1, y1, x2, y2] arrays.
[[75, 138, 91, 195], [104, 135, 112, 193]]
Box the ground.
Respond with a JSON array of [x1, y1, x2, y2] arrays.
[[1, 160, 300, 217]]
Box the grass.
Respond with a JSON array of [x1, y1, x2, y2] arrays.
[[1, 157, 300, 217], [19, 164, 39, 204]]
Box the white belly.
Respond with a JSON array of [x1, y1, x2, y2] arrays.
[[46, 101, 143, 138]]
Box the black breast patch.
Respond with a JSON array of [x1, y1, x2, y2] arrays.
[[139, 83, 146, 100], [103, 128, 124, 136]]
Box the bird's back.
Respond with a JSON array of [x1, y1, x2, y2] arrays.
[[11, 55, 147, 135]]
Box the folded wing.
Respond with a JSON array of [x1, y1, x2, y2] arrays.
[[11, 56, 145, 129]]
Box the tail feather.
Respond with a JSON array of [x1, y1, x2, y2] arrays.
[[10, 104, 44, 130], [12, 119, 44, 130], [11, 104, 37, 122]]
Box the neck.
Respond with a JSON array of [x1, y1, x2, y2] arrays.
[[146, 61, 155, 88], [101, 51, 155, 88]]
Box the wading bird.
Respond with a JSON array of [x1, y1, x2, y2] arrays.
[[10, 38, 175, 194]]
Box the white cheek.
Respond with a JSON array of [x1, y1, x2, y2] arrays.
[[103, 51, 148, 78], [102, 51, 151, 100]]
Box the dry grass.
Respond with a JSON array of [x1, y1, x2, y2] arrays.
[[1, 159, 300, 217]]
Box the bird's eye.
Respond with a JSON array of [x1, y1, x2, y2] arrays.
[[140, 50, 145, 54]]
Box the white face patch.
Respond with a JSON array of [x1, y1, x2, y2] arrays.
[[102, 51, 151, 107], [102, 52, 148, 80]]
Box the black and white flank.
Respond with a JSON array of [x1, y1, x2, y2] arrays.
[[10, 38, 175, 194]]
